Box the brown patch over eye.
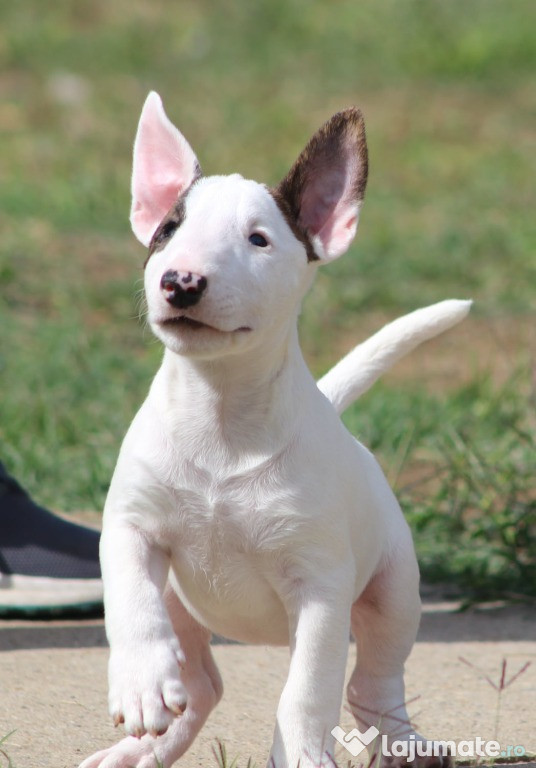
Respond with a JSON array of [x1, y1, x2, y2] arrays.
[[144, 174, 202, 268], [146, 198, 186, 264], [269, 188, 318, 262]]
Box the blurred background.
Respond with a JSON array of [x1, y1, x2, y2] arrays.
[[0, 0, 534, 600]]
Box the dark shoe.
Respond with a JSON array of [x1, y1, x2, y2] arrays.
[[0, 462, 103, 617]]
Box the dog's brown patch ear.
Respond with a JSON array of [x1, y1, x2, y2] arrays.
[[130, 92, 202, 248], [274, 108, 368, 262]]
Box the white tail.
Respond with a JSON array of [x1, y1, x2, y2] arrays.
[[317, 299, 472, 415]]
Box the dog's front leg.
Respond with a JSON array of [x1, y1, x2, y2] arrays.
[[269, 573, 353, 768], [100, 519, 187, 739]]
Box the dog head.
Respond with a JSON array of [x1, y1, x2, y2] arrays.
[[131, 92, 368, 359]]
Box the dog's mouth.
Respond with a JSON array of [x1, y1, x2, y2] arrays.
[[160, 316, 251, 333], [162, 315, 211, 331]]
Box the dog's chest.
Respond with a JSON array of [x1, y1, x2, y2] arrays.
[[170, 466, 289, 555], [160, 459, 299, 609], [175, 487, 259, 562], [151, 467, 298, 641]]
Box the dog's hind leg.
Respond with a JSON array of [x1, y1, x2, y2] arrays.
[[79, 585, 222, 768], [347, 533, 449, 767]]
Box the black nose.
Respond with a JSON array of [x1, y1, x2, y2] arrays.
[[160, 270, 208, 309]]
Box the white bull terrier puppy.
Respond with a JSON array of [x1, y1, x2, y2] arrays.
[[80, 93, 470, 768]]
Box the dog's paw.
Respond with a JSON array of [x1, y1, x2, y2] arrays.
[[78, 734, 166, 768], [380, 736, 452, 768], [382, 756, 452, 768], [108, 638, 187, 738]]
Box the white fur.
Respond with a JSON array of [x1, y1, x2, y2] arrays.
[[80, 94, 465, 768], [318, 299, 472, 414]]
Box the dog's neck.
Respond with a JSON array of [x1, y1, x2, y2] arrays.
[[153, 323, 314, 469]]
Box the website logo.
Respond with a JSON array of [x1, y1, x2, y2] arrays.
[[332, 728, 527, 762], [331, 725, 380, 757]]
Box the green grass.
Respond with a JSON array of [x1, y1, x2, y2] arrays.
[[214, 741, 257, 768], [0, 731, 16, 768], [0, 0, 534, 599], [343, 370, 536, 602]]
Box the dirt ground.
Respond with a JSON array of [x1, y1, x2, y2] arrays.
[[0, 595, 534, 768]]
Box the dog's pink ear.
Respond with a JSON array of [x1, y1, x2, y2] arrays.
[[130, 92, 201, 247], [275, 109, 368, 261]]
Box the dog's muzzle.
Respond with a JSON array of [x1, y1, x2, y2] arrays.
[[160, 270, 208, 309]]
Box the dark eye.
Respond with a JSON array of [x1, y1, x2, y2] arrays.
[[249, 233, 269, 248], [155, 219, 179, 244]]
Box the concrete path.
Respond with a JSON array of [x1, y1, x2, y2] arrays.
[[0, 597, 534, 768]]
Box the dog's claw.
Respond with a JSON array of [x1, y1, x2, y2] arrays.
[[112, 713, 124, 728]]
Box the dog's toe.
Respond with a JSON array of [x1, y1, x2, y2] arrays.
[[162, 678, 188, 715], [141, 691, 177, 736]]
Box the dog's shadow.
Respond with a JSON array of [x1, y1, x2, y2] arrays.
[[0, 597, 534, 651], [418, 594, 536, 643]]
